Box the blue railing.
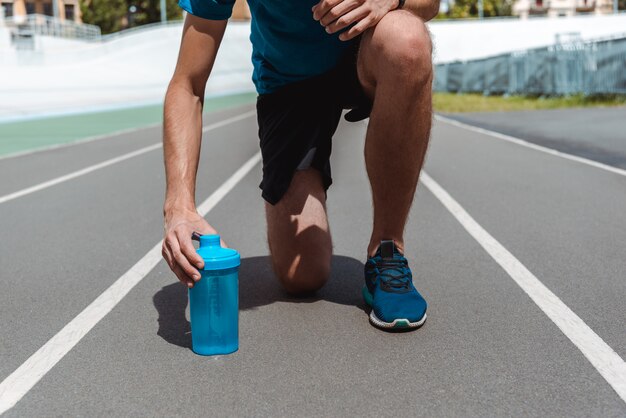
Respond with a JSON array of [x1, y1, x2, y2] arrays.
[[434, 33, 626, 95]]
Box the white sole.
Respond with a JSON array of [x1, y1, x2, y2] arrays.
[[369, 311, 427, 329]]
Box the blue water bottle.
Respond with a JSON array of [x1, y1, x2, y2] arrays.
[[189, 234, 240, 356]]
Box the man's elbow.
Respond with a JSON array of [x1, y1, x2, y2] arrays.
[[166, 75, 205, 104]]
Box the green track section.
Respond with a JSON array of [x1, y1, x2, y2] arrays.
[[0, 92, 257, 157]]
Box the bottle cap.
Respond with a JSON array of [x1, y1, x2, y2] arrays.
[[196, 234, 240, 271]]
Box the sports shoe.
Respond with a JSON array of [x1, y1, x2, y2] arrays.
[[363, 240, 427, 329]]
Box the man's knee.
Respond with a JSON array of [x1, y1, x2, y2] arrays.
[[364, 11, 433, 86], [272, 252, 331, 295]]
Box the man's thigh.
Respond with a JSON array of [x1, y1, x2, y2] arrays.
[[256, 77, 343, 206]]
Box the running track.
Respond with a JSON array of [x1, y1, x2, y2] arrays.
[[1, 104, 625, 416]]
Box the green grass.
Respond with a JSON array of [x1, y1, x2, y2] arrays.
[[434, 93, 626, 113], [0, 92, 257, 157]]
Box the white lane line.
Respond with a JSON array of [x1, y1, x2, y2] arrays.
[[202, 110, 256, 133], [0, 143, 162, 204], [0, 111, 256, 205], [435, 115, 626, 178], [0, 151, 262, 415], [420, 171, 626, 404]]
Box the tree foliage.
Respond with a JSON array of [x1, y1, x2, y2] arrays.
[[129, 0, 182, 26], [447, 0, 513, 18], [79, 0, 182, 34], [80, 0, 126, 34]]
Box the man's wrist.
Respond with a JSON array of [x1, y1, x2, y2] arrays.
[[163, 200, 197, 218]]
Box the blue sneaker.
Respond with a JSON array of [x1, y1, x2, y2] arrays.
[[363, 240, 427, 329]]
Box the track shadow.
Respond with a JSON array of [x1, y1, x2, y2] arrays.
[[153, 278, 192, 349], [153, 255, 366, 349]]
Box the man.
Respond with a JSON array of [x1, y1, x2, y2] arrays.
[[161, 0, 438, 330]]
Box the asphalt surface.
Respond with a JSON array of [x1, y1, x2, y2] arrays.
[[443, 106, 626, 169], [1, 105, 625, 416]]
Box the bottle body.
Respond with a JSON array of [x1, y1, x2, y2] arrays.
[[188, 266, 239, 356]]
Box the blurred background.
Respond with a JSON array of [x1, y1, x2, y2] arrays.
[[0, 0, 624, 157]]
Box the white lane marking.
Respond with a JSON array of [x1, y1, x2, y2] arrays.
[[420, 171, 626, 404], [202, 110, 255, 133], [0, 151, 262, 415], [0, 111, 256, 205], [435, 115, 626, 178], [0, 143, 162, 204]]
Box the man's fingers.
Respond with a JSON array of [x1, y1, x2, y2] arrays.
[[325, 6, 368, 34], [339, 14, 375, 41], [162, 243, 174, 268], [172, 264, 195, 288], [312, 0, 343, 21], [166, 236, 202, 283], [176, 230, 204, 270], [320, 0, 360, 27], [163, 242, 194, 287]]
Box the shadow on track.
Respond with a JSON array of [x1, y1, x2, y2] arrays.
[[153, 255, 366, 349]]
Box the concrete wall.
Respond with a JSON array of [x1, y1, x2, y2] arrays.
[[0, 22, 254, 121], [429, 13, 626, 63]]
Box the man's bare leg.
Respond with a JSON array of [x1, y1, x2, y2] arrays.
[[265, 169, 332, 295], [357, 10, 433, 256]]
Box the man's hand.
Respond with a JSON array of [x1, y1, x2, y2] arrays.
[[312, 0, 398, 41], [162, 209, 221, 288]]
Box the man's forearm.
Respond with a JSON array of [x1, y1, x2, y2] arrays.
[[403, 0, 440, 21], [162, 16, 228, 217], [163, 81, 204, 215]]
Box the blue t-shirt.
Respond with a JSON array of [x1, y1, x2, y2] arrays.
[[178, 0, 353, 94]]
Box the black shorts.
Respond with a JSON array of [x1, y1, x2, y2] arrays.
[[256, 41, 372, 205]]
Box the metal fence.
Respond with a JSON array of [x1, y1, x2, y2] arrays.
[[5, 14, 101, 43], [434, 34, 626, 95]]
